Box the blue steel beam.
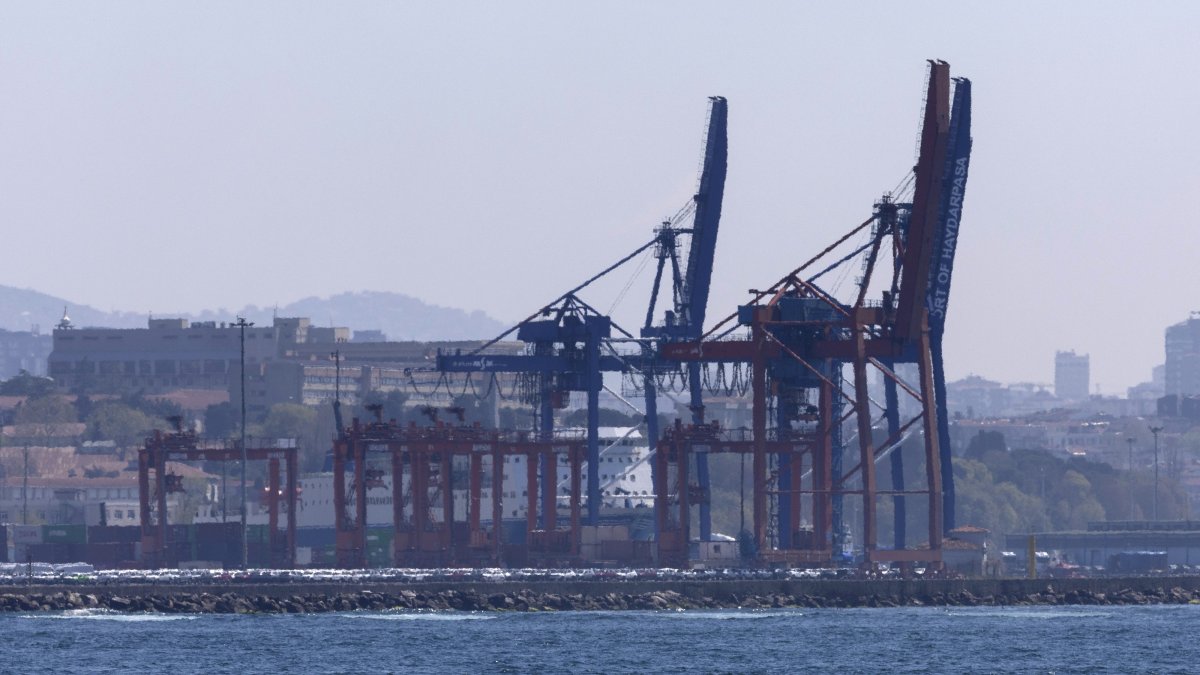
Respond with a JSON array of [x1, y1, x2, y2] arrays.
[[437, 353, 626, 374], [679, 96, 728, 337]]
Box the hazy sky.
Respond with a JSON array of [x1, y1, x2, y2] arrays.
[[2, 2, 1198, 392]]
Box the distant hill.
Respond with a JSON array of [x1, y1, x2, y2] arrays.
[[0, 286, 148, 332], [0, 286, 509, 342], [194, 291, 510, 342]]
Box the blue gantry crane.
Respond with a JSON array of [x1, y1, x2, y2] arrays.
[[437, 291, 632, 526], [436, 97, 728, 529], [640, 96, 728, 542]]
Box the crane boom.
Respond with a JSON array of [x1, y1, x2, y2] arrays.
[[679, 96, 728, 337], [926, 78, 972, 330], [895, 61, 951, 340], [928, 77, 972, 532]]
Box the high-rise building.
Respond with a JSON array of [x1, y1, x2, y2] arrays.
[[1054, 350, 1090, 401], [1165, 314, 1200, 396]]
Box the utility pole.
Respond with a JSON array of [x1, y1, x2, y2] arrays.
[[1149, 425, 1163, 521], [236, 317, 254, 568]]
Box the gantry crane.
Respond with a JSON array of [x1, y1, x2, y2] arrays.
[[659, 61, 972, 568], [640, 96, 728, 541], [435, 97, 727, 529]]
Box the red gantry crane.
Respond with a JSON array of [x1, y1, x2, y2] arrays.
[[658, 61, 970, 569]]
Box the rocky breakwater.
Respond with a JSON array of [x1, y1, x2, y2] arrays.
[[2, 585, 1200, 614]]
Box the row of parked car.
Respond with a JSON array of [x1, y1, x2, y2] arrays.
[[0, 564, 873, 585]]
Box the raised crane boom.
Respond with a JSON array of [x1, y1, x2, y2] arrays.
[[895, 61, 951, 340], [679, 96, 728, 338], [928, 77, 972, 532], [640, 96, 728, 542]]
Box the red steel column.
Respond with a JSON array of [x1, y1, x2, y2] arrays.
[[469, 450, 482, 533], [138, 444, 154, 567], [654, 434, 669, 560], [286, 450, 297, 568], [268, 458, 280, 566], [752, 310, 769, 554], [157, 455, 170, 567], [333, 438, 350, 567], [392, 445, 405, 565], [815, 380, 833, 554], [525, 450, 538, 536], [412, 450, 428, 551], [354, 438, 368, 567], [570, 445, 582, 557], [542, 449, 558, 530], [492, 445, 503, 561], [440, 448, 453, 553]]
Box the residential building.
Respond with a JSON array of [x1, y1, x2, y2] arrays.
[[1055, 350, 1090, 401], [1166, 315, 1200, 396], [48, 316, 281, 392], [0, 328, 52, 379]]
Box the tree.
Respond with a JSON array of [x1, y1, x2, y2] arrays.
[[14, 396, 77, 426], [964, 429, 1007, 461], [120, 391, 184, 421], [73, 394, 96, 422], [354, 390, 410, 423], [85, 402, 158, 449], [260, 403, 320, 471], [204, 402, 236, 439], [0, 370, 57, 398]]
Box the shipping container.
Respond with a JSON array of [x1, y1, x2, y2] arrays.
[[88, 525, 141, 544], [195, 522, 241, 546], [27, 543, 69, 563], [296, 527, 335, 548], [600, 539, 634, 560], [247, 524, 270, 545], [84, 542, 135, 568], [66, 542, 89, 562], [247, 542, 272, 567], [169, 524, 195, 545], [196, 539, 240, 569], [42, 524, 87, 545], [10, 524, 42, 545]]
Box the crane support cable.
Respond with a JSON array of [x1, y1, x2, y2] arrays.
[[701, 214, 878, 340], [468, 235, 660, 355]]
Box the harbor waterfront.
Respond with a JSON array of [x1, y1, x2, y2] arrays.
[[4, 575, 1200, 614]]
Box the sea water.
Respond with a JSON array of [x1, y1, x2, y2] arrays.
[[3, 605, 1197, 673]]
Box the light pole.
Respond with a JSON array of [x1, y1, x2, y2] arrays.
[[1127, 437, 1135, 520], [1149, 425, 1163, 521], [236, 317, 254, 568]]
